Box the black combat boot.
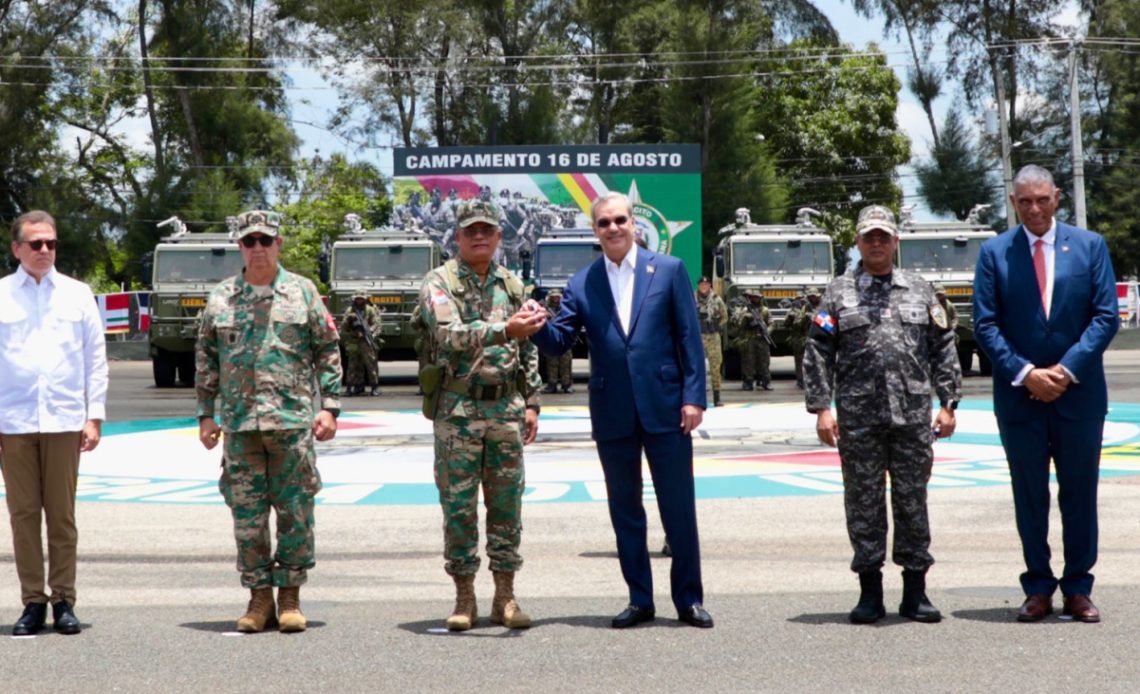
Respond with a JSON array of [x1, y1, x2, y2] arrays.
[[542, 384, 558, 395], [760, 379, 772, 391], [899, 569, 942, 622], [713, 390, 722, 407], [742, 380, 754, 391], [849, 570, 886, 624]]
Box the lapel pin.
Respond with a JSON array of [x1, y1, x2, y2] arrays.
[[1061, 245, 1070, 252], [646, 265, 655, 274]]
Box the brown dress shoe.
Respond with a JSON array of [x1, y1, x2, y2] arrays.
[[1017, 594, 1053, 622], [1062, 594, 1100, 623]]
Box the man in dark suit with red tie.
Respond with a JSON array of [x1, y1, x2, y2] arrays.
[[529, 192, 712, 629], [974, 165, 1119, 623]]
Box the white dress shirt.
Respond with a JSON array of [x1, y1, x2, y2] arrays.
[[0, 266, 109, 433], [604, 243, 638, 334], [1013, 219, 1076, 386]]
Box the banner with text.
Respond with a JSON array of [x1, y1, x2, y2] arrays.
[[392, 144, 702, 285]]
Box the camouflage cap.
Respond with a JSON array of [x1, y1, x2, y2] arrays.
[[805, 287, 821, 298], [352, 292, 369, 301], [456, 199, 501, 229], [236, 210, 281, 239], [855, 205, 899, 236], [547, 288, 563, 298], [932, 283, 947, 295], [744, 288, 764, 298]]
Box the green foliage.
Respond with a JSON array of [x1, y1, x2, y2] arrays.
[[915, 109, 997, 221]]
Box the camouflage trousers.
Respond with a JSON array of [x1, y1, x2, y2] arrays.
[[790, 342, 806, 386], [702, 333, 723, 390], [344, 344, 379, 387], [220, 429, 322, 589], [433, 412, 525, 576], [545, 351, 572, 387], [740, 336, 771, 385], [837, 423, 934, 574]]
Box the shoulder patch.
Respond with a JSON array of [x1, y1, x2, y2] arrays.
[[813, 311, 836, 334], [930, 304, 949, 330]]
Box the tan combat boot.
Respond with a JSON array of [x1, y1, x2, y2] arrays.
[[277, 586, 307, 633], [446, 574, 477, 631], [235, 587, 275, 633], [490, 571, 531, 629]]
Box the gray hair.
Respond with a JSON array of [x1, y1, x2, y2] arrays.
[[1013, 164, 1056, 190], [590, 192, 632, 223], [11, 210, 57, 243]]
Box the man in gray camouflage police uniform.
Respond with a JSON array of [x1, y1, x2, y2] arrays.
[[196, 210, 342, 634], [417, 199, 545, 631], [803, 204, 961, 625]]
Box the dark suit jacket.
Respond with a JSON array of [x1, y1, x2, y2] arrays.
[[530, 249, 706, 442], [973, 221, 1118, 422]]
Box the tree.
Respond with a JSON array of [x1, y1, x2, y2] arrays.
[[756, 42, 912, 222], [915, 109, 998, 221]]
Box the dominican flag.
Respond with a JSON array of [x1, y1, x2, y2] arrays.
[[98, 293, 131, 333], [137, 292, 151, 332], [813, 310, 836, 334]]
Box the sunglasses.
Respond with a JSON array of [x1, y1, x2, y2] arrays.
[[461, 226, 498, 238], [240, 235, 276, 248], [595, 215, 629, 229], [23, 239, 57, 251]]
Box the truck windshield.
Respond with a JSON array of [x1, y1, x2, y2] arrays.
[[732, 241, 831, 275], [155, 248, 244, 283], [897, 238, 985, 272], [334, 246, 432, 280], [534, 243, 602, 279]]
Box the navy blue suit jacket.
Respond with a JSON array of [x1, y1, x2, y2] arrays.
[[530, 249, 707, 442], [973, 222, 1118, 423]]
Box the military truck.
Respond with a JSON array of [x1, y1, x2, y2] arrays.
[[528, 228, 602, 301], [321, 215, 444, 360], [896, 205, 998, 375], [712, 208, 835, 372], [147, 218, 244, 387]]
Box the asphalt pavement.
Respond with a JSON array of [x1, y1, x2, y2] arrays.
[[3, 352, 1140, 692]]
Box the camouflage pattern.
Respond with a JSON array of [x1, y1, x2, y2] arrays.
[[784, 296, 816, 387], [340, 301, 383, 388], [932, 286, 960, 346], [418, 258, 541, 576], [542, 293, 572, 388], [220, 429, 322, 588], [196, 264, 342, 588], [731, 300, 771, 385], [803, 261, 961, 574], [696, 290, 728, 390]]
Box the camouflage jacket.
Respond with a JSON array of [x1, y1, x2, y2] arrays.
[[339, 303, 383, 352], [418, 259, 541, 419], [730, 302, 771, 345], [803, 263, 961, 426], [196, 265, 342, 431], [695, 291, 728, 335], [784, 304, 814, 349]]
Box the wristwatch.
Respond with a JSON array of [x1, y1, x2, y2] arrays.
[[527, 404, 541, 415], [322, 408, 341, 419], [940, 400, 959, 411]]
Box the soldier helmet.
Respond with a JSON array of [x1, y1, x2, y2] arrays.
[[352, 292, 368, 302], [932, 283, 947, 295], [235, 210, 281, 239], [855, 205, 899, 236], [805, 287, 821, 299], [455, 199, 501, 229], [547, 288, 562, 298], [744, 288, 763, 298]]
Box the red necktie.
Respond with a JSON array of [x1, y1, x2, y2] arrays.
[[1033, 238, 1047, 313]]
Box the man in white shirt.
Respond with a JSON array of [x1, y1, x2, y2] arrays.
[[0, 210, 108, 636]]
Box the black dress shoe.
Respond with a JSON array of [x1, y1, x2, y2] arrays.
[[52, 600, 81, 635], [679, 604, 714, 628], [12, 603, 47, 636], [612, 605, 655, 629]]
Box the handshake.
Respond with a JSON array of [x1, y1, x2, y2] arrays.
[[505, 299, 548, 339]]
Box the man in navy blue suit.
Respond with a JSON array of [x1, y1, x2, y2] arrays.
[[529, 192, 712, 629], [974, 164, 1119, 623]]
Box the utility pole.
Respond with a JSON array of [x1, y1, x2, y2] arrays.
[[993, 61, 1017, 228], [1069, 40, 1088, 228]]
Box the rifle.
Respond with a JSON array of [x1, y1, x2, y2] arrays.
[[751, 307, 775, 348], [351, 307, 380, 354]]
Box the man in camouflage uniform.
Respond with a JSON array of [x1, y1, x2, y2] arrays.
[[803, 204, 961, 625], [339, 292, 383, 396], [932, 284, 960, 346], [785, 289, 821, 389], [541, 289, 574, 394], [196, 210, 342, 634], [696, 276, 728, 406], [418, 199, 544, 631], [732, 289, 772, 391]]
